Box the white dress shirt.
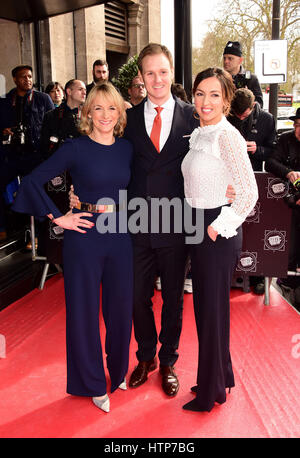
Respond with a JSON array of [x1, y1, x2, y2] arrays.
[[144, 96, 175, 151], [181, 116, 258, 238]]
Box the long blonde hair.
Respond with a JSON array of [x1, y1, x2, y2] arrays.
[[79, 82, 127, 137]]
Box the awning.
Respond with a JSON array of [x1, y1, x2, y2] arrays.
[[0, 0, 110, 23]]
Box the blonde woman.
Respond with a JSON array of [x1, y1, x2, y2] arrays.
[[13, 83, 133, 412]]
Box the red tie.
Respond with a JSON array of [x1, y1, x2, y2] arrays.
[[150, 107, 163, 152]]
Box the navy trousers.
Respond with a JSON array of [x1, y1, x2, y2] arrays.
[[190, 207, 242, 412], [62, 212, 133, 397]]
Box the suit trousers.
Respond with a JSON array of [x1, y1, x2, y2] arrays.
[[132, 241, 188, 366], [62, 213, 133, 397], [190, 207, 242, 412]]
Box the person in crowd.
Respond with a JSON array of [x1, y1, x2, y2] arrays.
[[12, 82, 133, 413], [86, 59, 109, 96], [127, 75, 146, 106], [69, 43, 236, 398], [171, 83, 189, 103], [0, 65, 54, 240], [38, 79, 86, 264], [181, 67, 258, 412], [40, 79, 86, 159], [265, 107, 300, 309], [228, 88, 275, 171], [228, 87, 276, 294], [223, 41, 263, 108], [45, 81, 65, 107]]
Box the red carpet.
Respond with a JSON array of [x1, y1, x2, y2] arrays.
[[0, 274, 299, 438]]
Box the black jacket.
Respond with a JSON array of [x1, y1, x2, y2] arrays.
[[233, 66, 263, 108], [228, 103, 276, 171], [86, 82, 95, 96], [125, 96, 198, 248], [265, 130, 300, 180], [0, 88, 54, 151], [39, 102, 81, 159]]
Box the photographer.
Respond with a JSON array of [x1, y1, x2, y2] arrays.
[[228, 88, 276, 171], [265, 108, 300, 307], [38, 79, 86, 264], [0, 65, 54, 239], [40, 79, 86, 159], [223, 41, 263, 108]]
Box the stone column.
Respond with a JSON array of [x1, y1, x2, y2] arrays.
[[48, 14, 75, 86], [139, 0, 161, 49], [73, 5, 106, 85], [0, 19, 22, 93], [127, 2, 144, 57]]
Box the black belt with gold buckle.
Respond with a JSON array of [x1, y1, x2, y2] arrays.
[[75, 201, 121, 213]]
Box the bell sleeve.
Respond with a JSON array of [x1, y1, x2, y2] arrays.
[[12, 139, 76, 220], [210, 128, 258, 238]]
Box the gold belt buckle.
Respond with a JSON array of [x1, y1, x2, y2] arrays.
[[76, 201, 116, 213], [104, 205, 114, 213]]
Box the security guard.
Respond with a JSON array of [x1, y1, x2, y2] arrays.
[[223, 41, 263, 108]]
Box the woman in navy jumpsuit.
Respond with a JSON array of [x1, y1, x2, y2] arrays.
[[13, 83, 133, 412]]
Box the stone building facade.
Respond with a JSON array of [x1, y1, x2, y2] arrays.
[[0, 0, 161, 94]]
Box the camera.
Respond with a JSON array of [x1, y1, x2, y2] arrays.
[[12, 123, 27, 145], [284, 178, 300, 208], [2, 123, 27, 146], [233, 71, 251, 89]]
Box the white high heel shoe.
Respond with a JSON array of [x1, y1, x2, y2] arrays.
[[118, 378, 127, 390], [92, 394, 110, 413]]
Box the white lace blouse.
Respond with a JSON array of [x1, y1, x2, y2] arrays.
[[181, 116, 258, 238]]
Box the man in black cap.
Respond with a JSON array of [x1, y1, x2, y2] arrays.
[[223, 41, 263, 108], [265, 108, 300, 309]]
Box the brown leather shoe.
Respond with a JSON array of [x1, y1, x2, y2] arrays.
[[160, 365, 179, 396], [129, 358, 157, 388]]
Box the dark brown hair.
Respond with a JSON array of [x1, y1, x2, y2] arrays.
[[230, 88, 255, 116], [93, 59, 108, 69], [193, 67, 235, 116]]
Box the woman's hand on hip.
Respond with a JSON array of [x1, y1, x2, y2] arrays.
[[53, 210, 94, 233], [207, 225, 218, 241]]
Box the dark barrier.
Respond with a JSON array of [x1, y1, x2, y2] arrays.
[[233, 172, 292, 302]]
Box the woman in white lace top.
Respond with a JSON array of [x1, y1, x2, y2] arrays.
[[181, 67, 258, 412]]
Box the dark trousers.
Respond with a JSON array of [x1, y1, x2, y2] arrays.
[[63, 214, 133, 397], [133, 242, 188, 366], [190, 207, 242, 412]]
